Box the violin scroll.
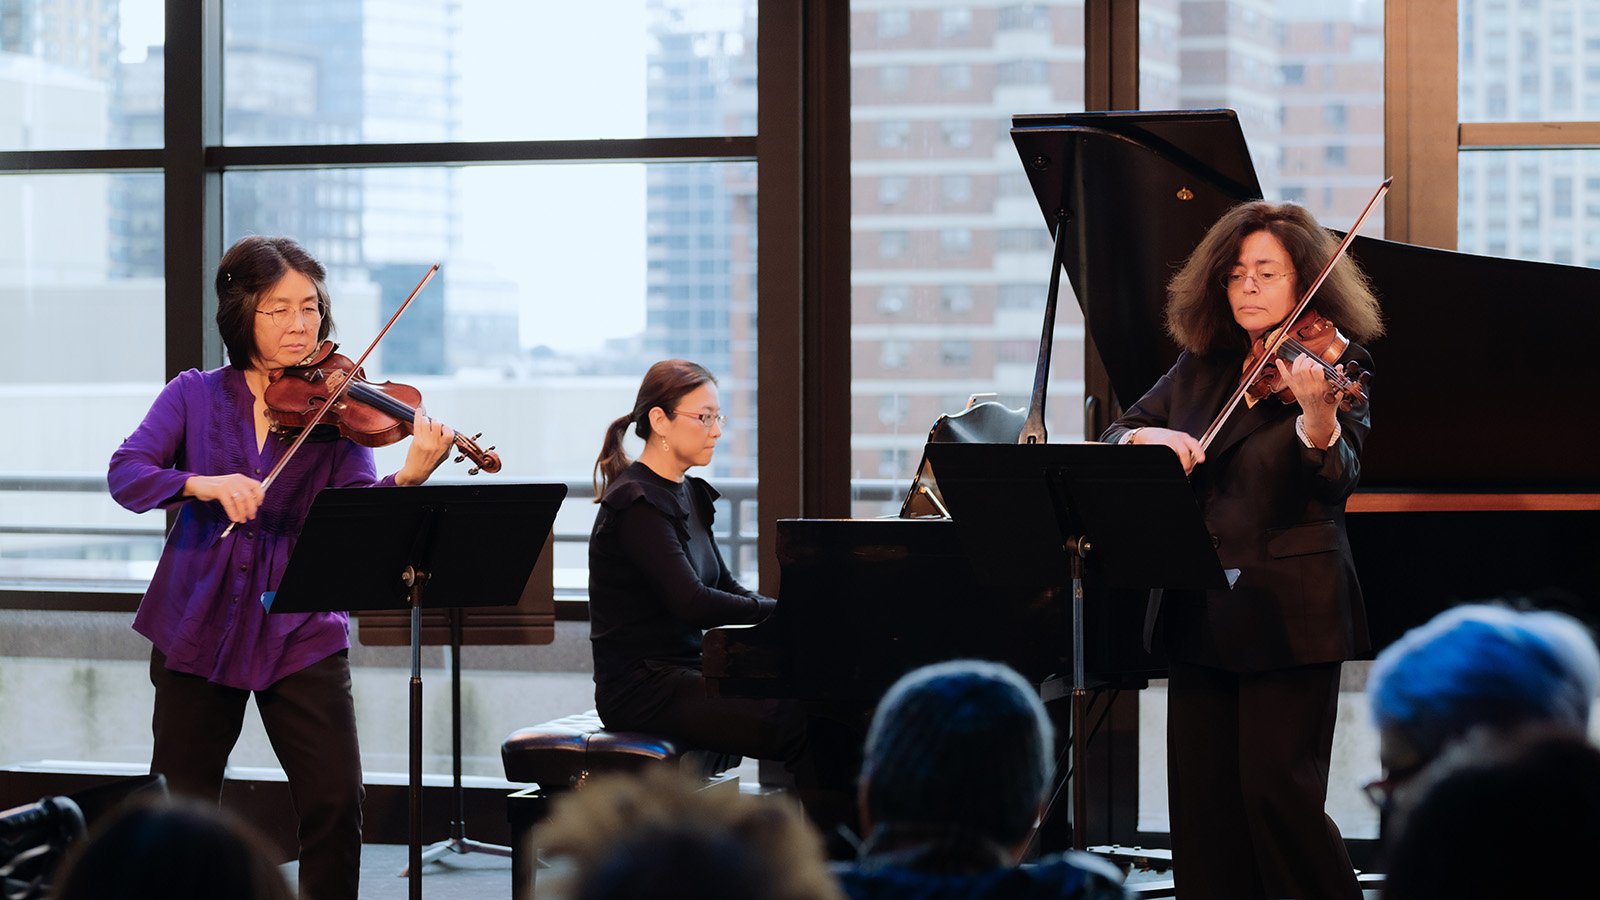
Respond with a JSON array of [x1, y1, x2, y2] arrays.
[[454, 432, 501, 476]]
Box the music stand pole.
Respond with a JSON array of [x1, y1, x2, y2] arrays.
[[267, 482, 568, 900], [1066, 536, 1090, 850], [406, 567, 426, 900], [402, 609, 516, 874]]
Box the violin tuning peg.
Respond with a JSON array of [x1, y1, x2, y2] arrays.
[[471, 432, 483, 441], [453, 454, 465, 463], [486, 445, 495, 452], [468, 466, 481, 476]]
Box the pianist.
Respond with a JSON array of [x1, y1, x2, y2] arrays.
[[1101, 200, 1383, 900], [587, 359, 852, 837]]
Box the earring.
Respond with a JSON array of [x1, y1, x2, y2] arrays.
[[659, 437, 669, 452]]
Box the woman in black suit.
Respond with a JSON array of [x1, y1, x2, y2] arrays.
[[1101, 201, 1382, 900]]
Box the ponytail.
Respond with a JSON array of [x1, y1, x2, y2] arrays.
[[593, 413, 637, 500]]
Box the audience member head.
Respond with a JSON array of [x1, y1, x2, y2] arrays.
[[532, 768, 843, 900], [1381, 726, 1600, 899], [858, 660, 1053, 859], [1366, 602, 1600, 809], [50, 797, 293, 900], [593, 359, 717, 497]]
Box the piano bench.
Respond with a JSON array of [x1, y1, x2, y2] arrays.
[[501, 710, 740, 900]]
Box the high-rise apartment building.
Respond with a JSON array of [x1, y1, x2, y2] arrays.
[[643, 0, 759, 477], [1459, 0, 1600, 266]]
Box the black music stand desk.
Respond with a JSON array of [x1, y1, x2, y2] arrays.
[[269, 482, 567, 900], [924, 441, 1234, 848]]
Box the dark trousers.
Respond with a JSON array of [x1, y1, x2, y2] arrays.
[[597, 663, 861, 835], [149, 647, 364, 900], [1166, 658, 1359, 900]]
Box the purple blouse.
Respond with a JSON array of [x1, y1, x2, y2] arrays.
[[108, 366, 396, 691]]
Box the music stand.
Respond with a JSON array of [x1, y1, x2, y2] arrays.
[[269, 482, 567, 900], [924, 441, 1234, 850]]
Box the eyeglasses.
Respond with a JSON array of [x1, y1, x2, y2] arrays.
[[674, 408, 728, 428], [257, 303, 325, 328], [1361, 776, 1393, 812], [1223, 270, 1291, 289], [1363, 759, 1424, 813]]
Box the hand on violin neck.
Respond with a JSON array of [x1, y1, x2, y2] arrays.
[[1130, 426, 1206, 475], [1278, 356, 1340, 441], [394, 408, 455, 486]]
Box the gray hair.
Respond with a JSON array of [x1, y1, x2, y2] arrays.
[[1368, 603, 1600, 766], [860, 660, 1053, 846]]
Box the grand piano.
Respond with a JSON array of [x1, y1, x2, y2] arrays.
[[705, 109, 1600, 848]]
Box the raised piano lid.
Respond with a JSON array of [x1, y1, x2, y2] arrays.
[[1010, 109, 1600, 493]]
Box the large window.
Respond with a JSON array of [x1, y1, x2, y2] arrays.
[[222, 0, 756, 144], [1140, 0, 1386, 231], [1458, 0, 1600, 263], [849, 1, 1090, 516], [0, 173, 165, 591], [0, 0, 161, 151], [1, 0, 762, 781], [222, 161, 759, 593]]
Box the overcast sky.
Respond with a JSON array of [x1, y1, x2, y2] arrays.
[[119, 1, 675, 354]]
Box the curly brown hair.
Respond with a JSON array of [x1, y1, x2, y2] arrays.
[[1166, 201, 1384, 355], [532, 769, 844, 900]]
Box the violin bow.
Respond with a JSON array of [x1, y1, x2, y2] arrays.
[[219, 264, 440, 539], [1195, 178, 1391, 453]]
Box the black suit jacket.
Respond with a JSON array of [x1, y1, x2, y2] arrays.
[[1101, 342, 1373, 673]]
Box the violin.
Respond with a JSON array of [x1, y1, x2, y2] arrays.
[[1196, 177, 1390, 453], [264, 340, 502, 475], [1243, 309, 1370, 412]]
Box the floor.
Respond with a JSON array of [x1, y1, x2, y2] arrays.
[[287, 844, 1381, 900], [284, 842, 516, 900]]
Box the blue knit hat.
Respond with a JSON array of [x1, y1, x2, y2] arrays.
[[860, 660, 1053, 846]]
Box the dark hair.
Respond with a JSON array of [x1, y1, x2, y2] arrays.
[[1383, 728, 1600, 899], [50, 798, 294, 900], [1165, 200, 1384, 355], [593, 359, 716, 499], [860, 660, 1053, 848], [215, 235, 334, 369]]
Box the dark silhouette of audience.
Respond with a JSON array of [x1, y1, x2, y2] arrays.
[[532, 768, 844, 900], [836, 659, 1127, 900], [1380, 726, 1600, 899], [1365, 602, 1600, 830], [49, 796, 293, 900]]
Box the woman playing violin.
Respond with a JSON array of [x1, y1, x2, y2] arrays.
[[107, 236, 453, 900], [1101, 201, 1383, 900]]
